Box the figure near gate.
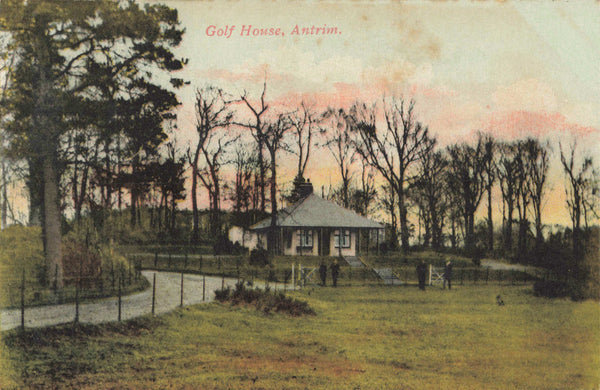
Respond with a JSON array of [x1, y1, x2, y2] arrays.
[[319, 261, 327, 286], [416, 259, 427, 290], [330, 259, 340, 287], [444, 260, 453, 290]]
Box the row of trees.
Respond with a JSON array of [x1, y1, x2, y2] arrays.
[[185, 82, 598, 270], [0, 2, 597, 289]]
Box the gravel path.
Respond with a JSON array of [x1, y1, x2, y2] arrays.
[[0, 271, 244, 331]]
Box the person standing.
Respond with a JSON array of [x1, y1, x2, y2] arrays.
[[444, 260, 453, 290], [319, 261, 327, 286], [416, 259, 427, 290], [330, 259, 340, 287]]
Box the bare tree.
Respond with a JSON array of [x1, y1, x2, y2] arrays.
[[351, 159, 377, 216], [379, 182, 398, 248], [412, 149, 448, 250], [514, 141, 533, 260], [523, 138, 549, 256], [497, 142, 519, 254], [229, 144, 255, 215], [236, 82, 269, 213], [352, 98, 435, 252], [321, 108, 356, 208], [559, 142, 599, 261], [263, 113, 292, 252], [479, 132, 496, 253], [189, 86, 233, 240], [446, 140, 486, 253], [288, 101, 318, 180]]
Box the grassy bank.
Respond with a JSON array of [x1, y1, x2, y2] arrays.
[[0, 226, 148, 309], [2, 283, 598, 389]]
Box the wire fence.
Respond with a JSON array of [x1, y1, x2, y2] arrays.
[[129, 252, 540, 288], [1, 252, 543, 331], [0, 261, 145, 310], [0, 270, 237, 331]]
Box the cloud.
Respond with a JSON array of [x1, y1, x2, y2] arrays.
[[492, 78, 558, 113], [482, 110, 598, 141]]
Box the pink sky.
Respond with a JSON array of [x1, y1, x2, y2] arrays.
[[154, 0, 599, 227], [9, 1, 598, 227]]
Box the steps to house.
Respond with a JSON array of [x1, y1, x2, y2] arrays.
[[343, 256, 403, 285], [343, 256, 365, 268], [372, 268, 404, 286]]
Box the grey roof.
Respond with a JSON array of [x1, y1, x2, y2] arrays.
[[250, 194, 384, 230]]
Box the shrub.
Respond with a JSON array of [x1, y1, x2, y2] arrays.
[[470, 246, 484, 266], [213, 234, 234, 255], [214, 281, 314, 316], [214, 286, 231, 302], [62, 239, 102, 288], [533, 280, 570, 298], [249, 247, 270, 267]]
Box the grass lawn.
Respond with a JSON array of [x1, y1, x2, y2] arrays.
[[1, 283, 598, 389]]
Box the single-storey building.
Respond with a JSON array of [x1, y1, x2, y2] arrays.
[[247, 189, 384, 257]]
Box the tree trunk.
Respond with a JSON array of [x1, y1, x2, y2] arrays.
[[258, 139, 266, 213], [191, 167, 199, 242], [505, 200, 514, 253], [1, 159, 7, 229], [534, 202, 543, 256], [43, 154, 63, 289], [398, 187, 410, 252], [28, 157, 44, 226], [487, 184, 493, 253], [269, 156, 278, 254]]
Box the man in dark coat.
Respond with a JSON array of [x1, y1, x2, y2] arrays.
[[319, 262, 327, 286], [416, 259, 427, 290], [330, 259, 340, 287], [444, 260, 453, 289]]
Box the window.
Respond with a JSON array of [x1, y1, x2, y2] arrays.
[[298, 229, 313, 247], [334, 229, 351, 248]]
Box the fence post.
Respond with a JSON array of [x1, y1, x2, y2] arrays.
[[202, 275, 206, 302], [75, 277, 80, 324], [118, 276, 122, 322], [111, 260, 115, 290], [154, 252, 158, 268], [180, 271, 184, 307], [54, 264, 58, 295], [221, 274, 225, 290], [292, 264, 295, 290], [20, 269, 25, 330], [428, 264, 432, 286], [151, 273, 156, 316], [199, 256, 203, 272]]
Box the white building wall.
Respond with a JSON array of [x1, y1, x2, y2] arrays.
[[283, 229, 319, 256], [228, 226, 261, 251], [329, 229, 357, 257]]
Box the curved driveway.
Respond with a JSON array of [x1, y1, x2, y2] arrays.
[[0, 271, 245, 331]]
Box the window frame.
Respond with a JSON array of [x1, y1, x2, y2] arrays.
[[334, 229, 351, 248], [298, 229, 313, 248]]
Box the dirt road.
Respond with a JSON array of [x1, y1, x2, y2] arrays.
[[0, 271, 241, 331]]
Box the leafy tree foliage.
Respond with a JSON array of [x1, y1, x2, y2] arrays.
[[0, 0, 185, 286]]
